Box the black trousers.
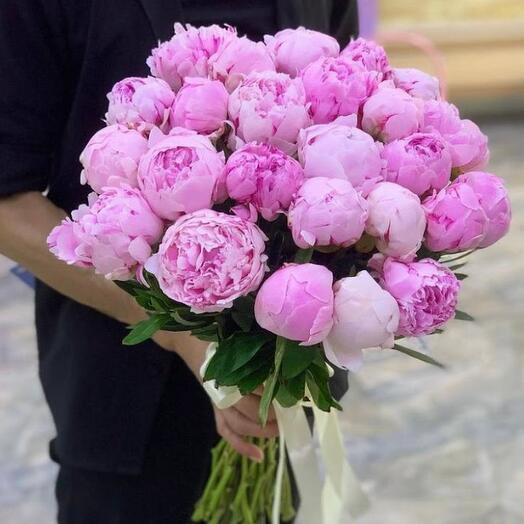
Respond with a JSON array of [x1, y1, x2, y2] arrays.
[[54, 367, 219, 524]]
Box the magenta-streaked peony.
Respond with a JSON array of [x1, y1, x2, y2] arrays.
[[341, 38, 391, 79], [264, 27, 340, 77], [254, 263, 334, 346], [137, 128, 226, 221], [105, 77, 176, 133], [445, 119, 489, 172], [146, 209, 268, 312], [79, 125, 148, 193], [172, 77, 229, 134], [422, 181, 488, 253], [288, 177, 368, 248], [225, 142, 304, 221], [392, 67, 440, 101], [210, 36, 275, 92], [366, 182, 427, 259], [301, 55, 379, 124], [147, 23, 237, 91], [297, 121, 383, 195], [456, 171, 511, 248], [47, 186, 164, 280], [228, 71, 310, 154], [378, 257, 460, 336], [324, 271, 399, 371], [381, 132, 452, 195], [362, 86, 423, 143]]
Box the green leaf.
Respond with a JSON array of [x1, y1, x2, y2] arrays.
[[203, 331, 272, 382], [393, 344, 446, 369], [306, 361, 342, 412], [454, 273, 469, 281], [449, 262, 468, 271], [455, 310, 474, 321], [294, 247, 314, 264], [230, 295, 255, 332], [122, 315, 169, 345], [171, 310, 206, 327], [237, 360, 272, 395], [219, 348, 271, 386], [281, 341, 319, 379], [276, 372, 306, 407], [259, 336, 286, 425]]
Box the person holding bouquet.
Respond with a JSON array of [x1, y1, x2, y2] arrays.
[[0, 1, 358, 523]]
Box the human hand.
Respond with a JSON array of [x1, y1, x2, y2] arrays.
[[213, 390, 279, 462]]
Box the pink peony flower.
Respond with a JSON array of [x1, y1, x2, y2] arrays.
[[324, 271, 399, 371], [422, 181, 488, 253], [297, 122, 383, 195], [456, 171, 511, 248], [172, 77, 229, 134], [362, 86, 424, 143], [341, 38, 392, 79], [146, 209, 268, 312], [105, 77, 176, 133], [445, 119, 489, 172], [301, 55, 379, 124], [137, 128, 226, 221], [254, 263, 334, 346], [422, 99, 461, 136], [366, 182, 427, 259], [288, 177, 368, 248], [381, 132, 452, 195], [147, 23, 237, 91], [225, 142, 304, 221], [228, 71, 311, 155], [47, 186, 164, 280], [210, 36, 275, 92], [264, 27, 340, 77], [79, 125, 148, 193], [392, 67, 440, 101], [379, 257, 460, 336]]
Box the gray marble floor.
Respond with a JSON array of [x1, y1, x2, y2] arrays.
[[0, 117, 523, 524]]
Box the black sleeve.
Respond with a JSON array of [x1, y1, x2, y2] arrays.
[[0, 0, 70, 196], [331, 0, 359, 47]]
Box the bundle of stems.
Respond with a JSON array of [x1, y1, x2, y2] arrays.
[[192, 437, 295, 524]]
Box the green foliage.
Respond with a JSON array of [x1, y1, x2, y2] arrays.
[[455, 310, 474, 321], [122, 314, 170, 345], [393, 344, 446, 369]]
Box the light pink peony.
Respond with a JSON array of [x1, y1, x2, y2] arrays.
[[324, 271, 399, 371], [264, 27, 340, 77], [341, 38, 392, 79], [379, 257, 460, 336], [228, 71, 311, 155], [422, 99, 461, 135], [79, 125, 148, 193], [456, 171, 511, 248], [146, 209, 268, 312], [147, 23, 237, 91], [301, 55, 379, 124], [172, 77, 229, 134], [105, 77, 176, 133], [381, 132, 452, 195], [225, 142, 304, 221], [288, 177, 368, 248], [210, 36, 275, 92], [422, 181, 488, 253], [137, 128, 226, 221], [297, 122, 383, 195], [254, 263, 334, 346], [362, 86, 424, 143], [445, 119, 489, 172], [392, 67, 440, 101], [366, 182, 427, 259], [47, 186, 164, 280]]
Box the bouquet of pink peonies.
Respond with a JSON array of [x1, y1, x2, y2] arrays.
[[48, 24, 512, 524]]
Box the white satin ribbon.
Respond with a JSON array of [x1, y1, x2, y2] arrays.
[[201, 345, 369, 523]]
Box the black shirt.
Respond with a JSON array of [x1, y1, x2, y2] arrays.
[[0, 0, 358, 474]]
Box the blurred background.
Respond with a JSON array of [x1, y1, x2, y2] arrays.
[[1, 1, 523, 522]]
